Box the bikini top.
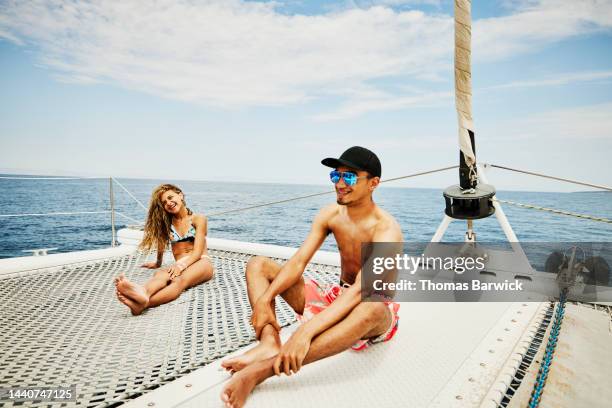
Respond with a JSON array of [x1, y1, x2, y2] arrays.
[[170, 218, 196, 244]]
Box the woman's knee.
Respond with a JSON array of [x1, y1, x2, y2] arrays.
[[171, 275, 189, 291], [154, 269, 168, 279], [197, 262, 214, 284]]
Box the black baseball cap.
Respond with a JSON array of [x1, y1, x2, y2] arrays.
[[321, 146, 381, 178]]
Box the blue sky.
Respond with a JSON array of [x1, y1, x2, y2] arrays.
[[1, 0, 611, 191]]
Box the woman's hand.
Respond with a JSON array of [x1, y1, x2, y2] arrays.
[[168, 261, 187, 280], [141, 261, 160, 269], [251, 299, 281, 338], [273, 328, 312, 376]]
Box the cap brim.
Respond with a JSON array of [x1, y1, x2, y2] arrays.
[[321, 158, 367, 171]]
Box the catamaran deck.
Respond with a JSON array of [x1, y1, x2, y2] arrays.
[[124, 302, 547, 408], [1, 229, 610, 407]]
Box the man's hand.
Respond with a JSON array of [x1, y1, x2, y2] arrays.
[[141, 261, 160, 269], [273, 328, 312, 376], [251, 299, 280, 338]]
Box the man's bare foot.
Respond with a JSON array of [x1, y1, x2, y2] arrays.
[[221, 339, 279, 373], [116, 290, 147, 315], [220, 365, 261, 408], [117, 277, 149, 309]]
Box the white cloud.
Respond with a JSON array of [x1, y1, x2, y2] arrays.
[[476, 101, 612, 191], [521, 102, 612, 140], [474, 0, 612, 60], [312, 89, 453, 121], [483, 70, 612, 90], [0, 0, 611, 117], [356, 0, 443, 6], [478, 102, 612, 145]]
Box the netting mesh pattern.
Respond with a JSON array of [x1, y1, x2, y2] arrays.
[[0, 249, 340, 407]]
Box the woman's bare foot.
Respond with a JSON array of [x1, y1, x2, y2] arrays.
[[221, 339, 279, 373], [116, 276, 149, 311], [221, 360, 270, 408], [116, 290, 147, 315]]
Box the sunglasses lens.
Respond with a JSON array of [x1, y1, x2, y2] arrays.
[[330, 171, 341, 184], [343, 172, 357, 186]]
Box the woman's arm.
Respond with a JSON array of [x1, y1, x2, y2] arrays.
[[155, 241, 165, 266], [173, 214, 207, 271], [142, 242, 166, 269]]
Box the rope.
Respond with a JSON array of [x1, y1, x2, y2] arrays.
[[112, 178, 148, 211], [207, 165, 458, 218], [488, 164, 612, 192], [528, 290, 568, 408], [494, 198, 612, 224]]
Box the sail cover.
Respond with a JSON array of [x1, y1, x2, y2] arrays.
[[455, 0, 476, 167]]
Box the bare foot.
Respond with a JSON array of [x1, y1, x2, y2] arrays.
[[221, 339, 279, 373], [116, 290, 146, 315], [117, 277, 149, 309], [220, 366, 260, 408]]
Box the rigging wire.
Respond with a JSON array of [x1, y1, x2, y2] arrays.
[[494, 198, 612, 224], [0, 210, 111, 218], [207, 165, 458, 218], [488, 164, 612, 192], [0, 176, 105, 180], [111, 178, 148, 212], [1, 165, 610, 224]]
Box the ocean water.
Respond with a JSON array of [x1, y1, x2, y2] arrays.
[[0, 175, 611, 260]]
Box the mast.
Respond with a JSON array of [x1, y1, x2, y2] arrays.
[[455, 0, 477, 190], [442, 1, 495, 232]]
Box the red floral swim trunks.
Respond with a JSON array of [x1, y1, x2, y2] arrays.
[[297, 278, 400, 351]]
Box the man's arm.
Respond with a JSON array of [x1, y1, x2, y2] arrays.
[[274, 222, 403, 374], [251, 206, 334, 337], [258, 207, 333, 304]]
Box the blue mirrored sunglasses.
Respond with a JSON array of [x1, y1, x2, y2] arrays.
[[329, 170, 365, 186]]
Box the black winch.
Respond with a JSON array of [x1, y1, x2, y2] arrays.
[[443, 130, 496, 220], [443, 184, 495, 219]]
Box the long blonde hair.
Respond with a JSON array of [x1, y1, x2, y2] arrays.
[[140, 184, 192, 251]]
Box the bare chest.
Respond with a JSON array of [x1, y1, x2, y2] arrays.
[[330, 219, 376, 283]]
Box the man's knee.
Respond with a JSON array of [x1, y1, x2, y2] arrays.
[[355, 302, 388, 327], [246, 256, 276, 281]]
